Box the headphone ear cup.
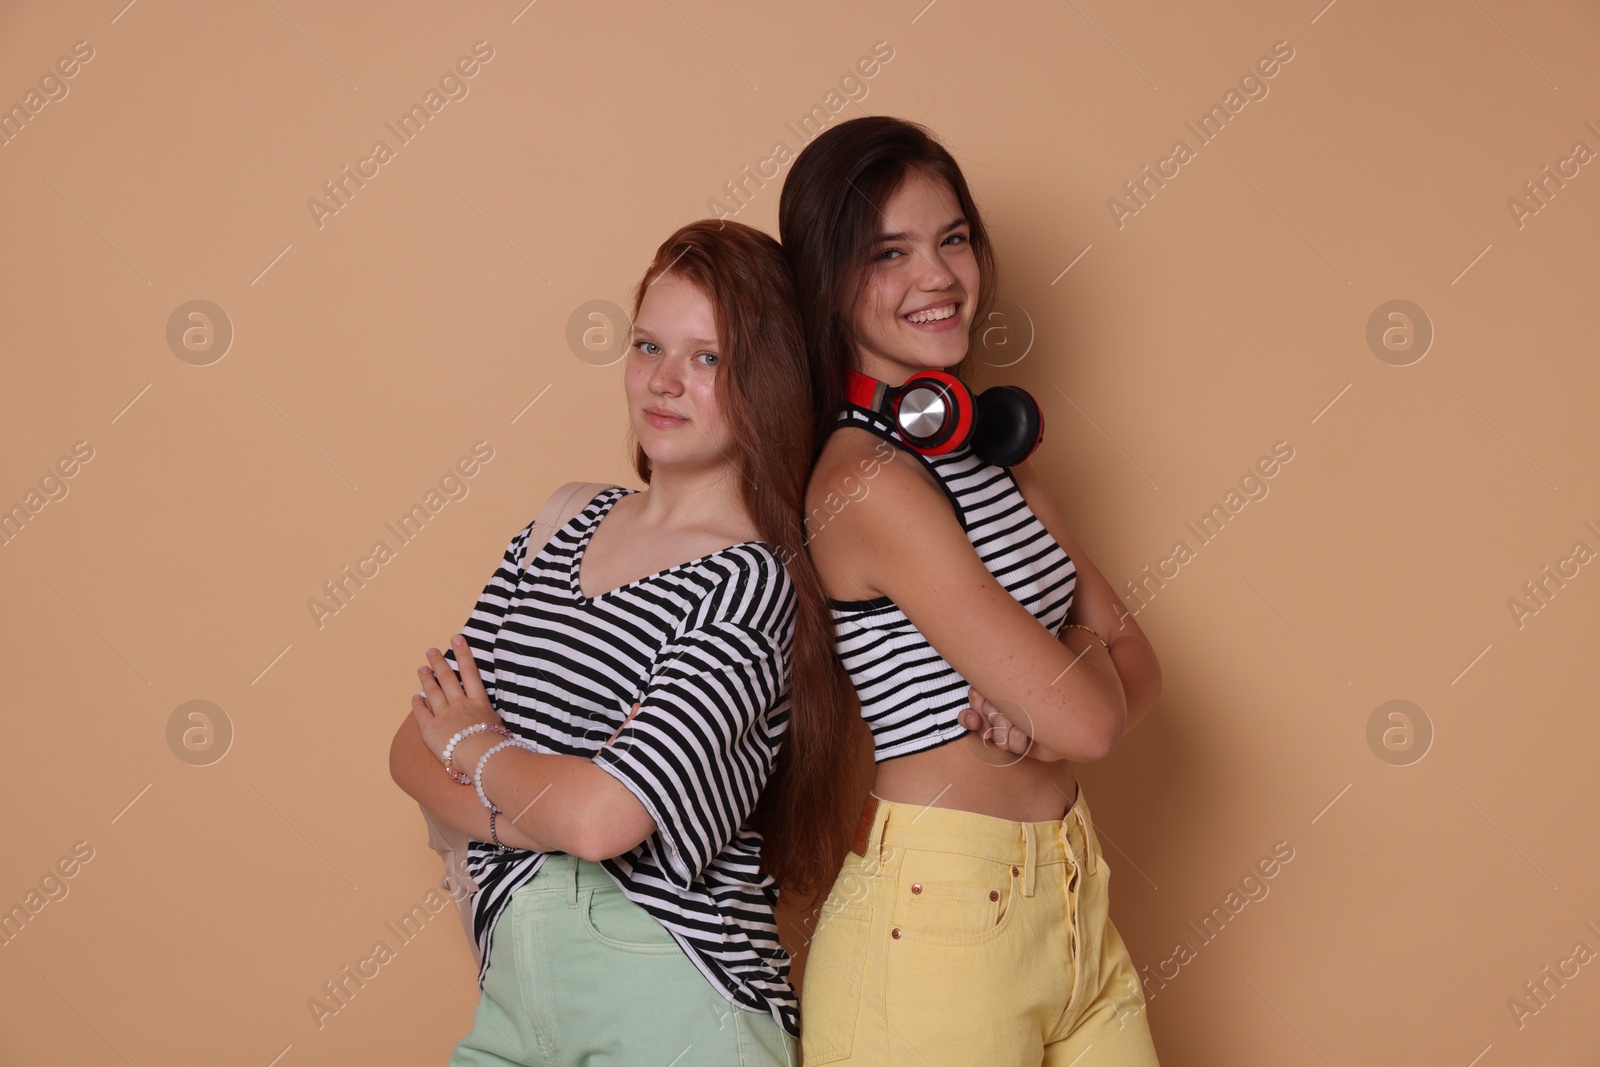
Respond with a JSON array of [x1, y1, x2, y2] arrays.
[[973, 386, 1044, 467], [895, 370, 976, 455]]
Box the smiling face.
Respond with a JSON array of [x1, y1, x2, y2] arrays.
[[623, 271, 736, 473], [850, 169, 981, 387]]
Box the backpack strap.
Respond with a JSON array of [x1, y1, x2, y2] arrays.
[[522, 481, 619, 571]]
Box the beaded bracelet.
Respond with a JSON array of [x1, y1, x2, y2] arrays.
[[474, 738, 535, 812], [1063, 623, 1110, 650], [442, 723, 510, 784]]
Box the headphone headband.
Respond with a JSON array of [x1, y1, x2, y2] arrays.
[[844, 369, 887, 411], [847, 368, 972, 456]]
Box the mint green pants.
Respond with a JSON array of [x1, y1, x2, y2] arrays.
[[448, 853, 797, 1066]]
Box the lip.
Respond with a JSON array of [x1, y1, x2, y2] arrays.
[[902, 300, 962, 332], [643, 406, 687, 428]]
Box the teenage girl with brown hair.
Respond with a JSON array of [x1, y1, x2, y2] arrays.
[[780, 117, 1165, 1065]]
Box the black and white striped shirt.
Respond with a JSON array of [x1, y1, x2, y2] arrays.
[[441, 485, 800, 1038], [827, 402, 1078, 762]]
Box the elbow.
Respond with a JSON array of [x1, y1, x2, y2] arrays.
[[568, 765, 658, 861], [1044, 721, 1118, 763], [1077, 726, 1121, 763], [1124, 686, 1159, 735], [1088, 664, 1137, 758], [570, 813, 614, 863], [571, 830, 621, 864], [576, 821, 652, 864], [1121, 662, 1162, 736], [562, 801, 616, 862], [389, 762, 420, 803], [573, 798, 656, 863], [388, 723, 422, 799], [1073, 698, 1130, 763]]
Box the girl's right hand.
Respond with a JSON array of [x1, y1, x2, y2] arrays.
[[958, 686, 1067, 763]]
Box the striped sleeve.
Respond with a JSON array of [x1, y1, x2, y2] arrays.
[[441, 524, 529, 715], [591, 620, 787, 890]]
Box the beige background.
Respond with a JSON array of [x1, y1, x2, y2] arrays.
[[3, 0, 1598, 1063]]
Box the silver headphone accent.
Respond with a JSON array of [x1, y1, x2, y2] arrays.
[[897, 385, 949, 440]]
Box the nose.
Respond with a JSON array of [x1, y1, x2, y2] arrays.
[[648, 351, 686, 397], [913, 243, 955, 290]]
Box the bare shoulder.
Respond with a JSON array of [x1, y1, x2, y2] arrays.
[[805, 428, 966, 601], [809, 428, 938, 509], [811, 428, 888, 492], [809, 430, 949, 531]]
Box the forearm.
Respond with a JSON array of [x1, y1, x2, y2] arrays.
[[464, 740, 609, 858], [389, 716, 552, 852], [1058, 583, 1160, 742], [1034, 627, 1128, 759], [1108, 632, 1160, 734]]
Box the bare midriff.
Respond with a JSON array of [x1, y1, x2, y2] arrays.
[[873, 732, 1079, 823]]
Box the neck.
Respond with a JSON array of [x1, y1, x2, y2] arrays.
[[633, 462, 750, 535], [854, 350, 963, 390]]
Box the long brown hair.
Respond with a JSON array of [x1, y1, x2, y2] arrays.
[[626, 219, 858, 899], [777, 116, 1001, 457]]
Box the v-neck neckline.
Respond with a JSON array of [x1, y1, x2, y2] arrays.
[[568, 487, 767, 603]]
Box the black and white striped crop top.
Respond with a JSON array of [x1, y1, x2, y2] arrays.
[[826, 402, 1078, 762]]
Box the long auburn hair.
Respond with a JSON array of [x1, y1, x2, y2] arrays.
[[777, 116, 1001, 458], [625, 219, 858, 899]]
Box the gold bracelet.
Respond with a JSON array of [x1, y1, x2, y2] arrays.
[[1063, 623, 1109, 650]]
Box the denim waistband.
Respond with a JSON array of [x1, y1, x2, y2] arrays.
[[850, 784, 1099, 898], [521, 852, 622, 905]]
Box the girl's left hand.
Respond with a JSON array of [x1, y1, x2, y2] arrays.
[[412, 636, 502, 761], [958, 686, 1067, 763]]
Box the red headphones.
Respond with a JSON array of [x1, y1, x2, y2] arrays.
[[845, 368, 1044, 467]]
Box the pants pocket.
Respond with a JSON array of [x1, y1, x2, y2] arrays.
[[580, 886, 681, 954], [894, 851, 1017, 945], [799, 898, 873, 1065]]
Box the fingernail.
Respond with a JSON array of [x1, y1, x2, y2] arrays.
[[981, 728, 992, 740], [452, 635, 465, 646]]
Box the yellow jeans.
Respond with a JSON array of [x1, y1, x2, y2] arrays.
[[799, 785, 1160, 1065]]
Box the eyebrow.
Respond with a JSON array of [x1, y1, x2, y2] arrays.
[[631, 327, 719, 347], [874, 217, 968, 243]]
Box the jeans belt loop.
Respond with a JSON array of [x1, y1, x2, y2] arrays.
[[1074, 805, 1097, 876], [850, 792, 876, 858], [1022, 820, 1038, 898], [566, 855, 579, 908], [859, 794, 887, 873]]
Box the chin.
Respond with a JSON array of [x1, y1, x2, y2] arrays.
[[900, 345, 967, 372], [641, 444, 721, 470]]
